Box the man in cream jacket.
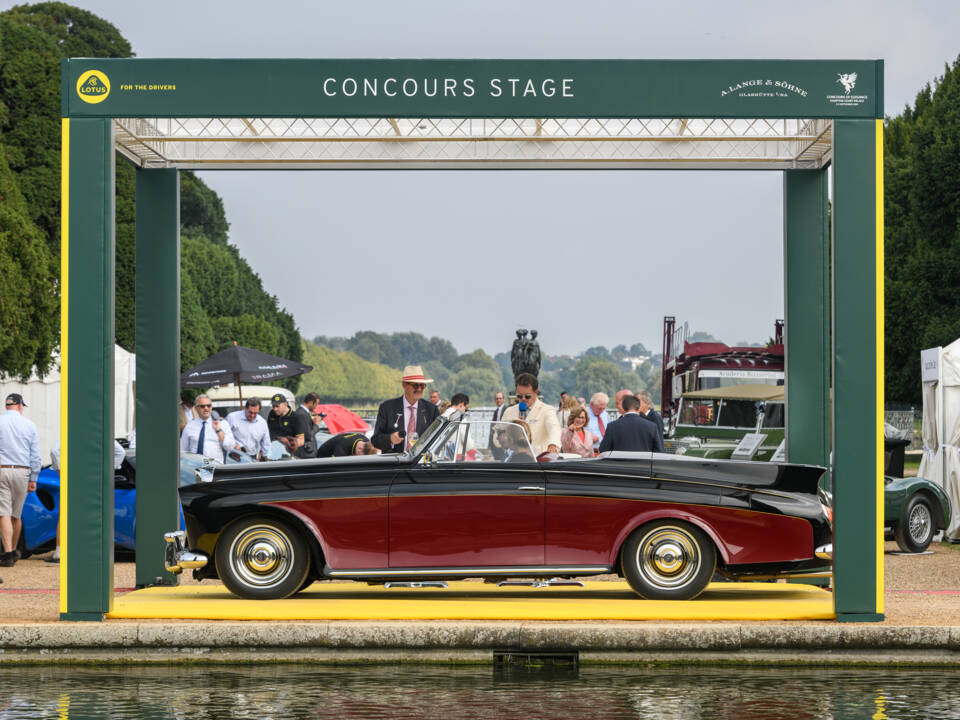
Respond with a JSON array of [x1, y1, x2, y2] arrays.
[[500, 373, 561, 456]]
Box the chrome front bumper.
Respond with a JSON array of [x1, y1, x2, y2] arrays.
[[164, 530, 208, 574]]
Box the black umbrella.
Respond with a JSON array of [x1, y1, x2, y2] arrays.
[[180, 344, 313, 401]]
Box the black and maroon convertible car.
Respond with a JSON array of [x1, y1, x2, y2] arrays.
[[165, 416, 832, 601]]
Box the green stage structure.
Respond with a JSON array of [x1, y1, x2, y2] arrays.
[[59, 59, 885, 621]]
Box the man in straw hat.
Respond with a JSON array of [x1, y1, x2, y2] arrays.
[[372, 365, 441, 453]]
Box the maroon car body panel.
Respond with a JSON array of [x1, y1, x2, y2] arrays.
[[545, 495, 813, 566], [389, 494, 545, 566], [388, 464, 545, 567], [267, 497, 389, 569]]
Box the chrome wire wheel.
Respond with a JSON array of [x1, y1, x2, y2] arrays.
[[622, 520, 716, 600], [636, 526, 701, 590], [216, 516, 310, 599], [895, 495, 936, 554], [908, 501, 932, 546]]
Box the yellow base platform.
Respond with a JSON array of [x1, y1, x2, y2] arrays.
[[107, 581, 835, 621]]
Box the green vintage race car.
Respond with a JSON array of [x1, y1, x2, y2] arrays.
[[667, 385, 952, 553], [884, 474, 952, 553]]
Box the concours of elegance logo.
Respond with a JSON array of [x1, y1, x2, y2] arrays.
[[837, 72, 857, 94], [827, 71, 867, 107], [76, 70, 111, 104]]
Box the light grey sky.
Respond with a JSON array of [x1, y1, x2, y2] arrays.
[[13, 0, 959, 356]]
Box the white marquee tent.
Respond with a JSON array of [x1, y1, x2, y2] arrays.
[[0, 345, 135, 464], [919, 338, 960, 541]]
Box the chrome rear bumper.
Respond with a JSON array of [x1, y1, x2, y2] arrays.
[[164, 530, 208, 574]]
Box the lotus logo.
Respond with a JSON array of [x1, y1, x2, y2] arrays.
[[837, 73, 857, 96], [76, 70, 111, 104]]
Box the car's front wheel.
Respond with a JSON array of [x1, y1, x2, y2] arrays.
[[216, 516, 310, 600], [621, 520, 716, 600], [895, 495, 935, 553]]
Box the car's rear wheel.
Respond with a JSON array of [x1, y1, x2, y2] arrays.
[[895, 495, 935, 553], [216, 516, 310, 600], [621, 520, 716, 600]]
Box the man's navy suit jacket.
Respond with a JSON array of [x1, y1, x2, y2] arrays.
[[598, 412, 665, 453], [643, 409, 665, 440], [371, 397, 440, 453]]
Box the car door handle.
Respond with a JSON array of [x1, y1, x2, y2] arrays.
[[517, 485, 545, 491]]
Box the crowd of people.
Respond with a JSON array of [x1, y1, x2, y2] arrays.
[[0, 370, 664, 583], [367, 364, 665, 459], [178, 391, 377, 463], [176, 363, 667, 465]]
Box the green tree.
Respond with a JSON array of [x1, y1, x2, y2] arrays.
[[179, 270, 216, 368], [449, 366, 503, 403], [0, 4, 304, 387], [298, 340, 398, 404], [211, 314, 281, 354], [452, 348, 500, 374], [573, 356, 622, 399], [885, 57, 960, 403], [0, 149, 58, 378], [180, 171, 229, 244], [0, 2, 132, 252]]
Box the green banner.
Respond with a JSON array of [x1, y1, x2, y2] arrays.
[[63, 59, 882, 119]]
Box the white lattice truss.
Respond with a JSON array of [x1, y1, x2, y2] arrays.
[[114, 117, 833, 170]]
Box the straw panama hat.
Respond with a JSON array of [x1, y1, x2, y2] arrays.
[[399, 365, 434, 384]]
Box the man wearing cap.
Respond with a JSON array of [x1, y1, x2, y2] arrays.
[[372, 365, 441, 453], [267, 393, 314, 457], [0, 394, 41, 567], [179, 394, 235, 463]]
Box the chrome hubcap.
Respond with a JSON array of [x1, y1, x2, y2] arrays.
[[637, 526, 700, 589], [229, 525, 294, 589], [908, 503, 932, 543]]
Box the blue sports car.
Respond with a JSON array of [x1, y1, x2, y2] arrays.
[[19, 451, 217, 556]]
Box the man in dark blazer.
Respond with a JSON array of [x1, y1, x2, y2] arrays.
[[637, 390, 666, 441], [372, 365, 441, 453], [599, 394, 665, 453]]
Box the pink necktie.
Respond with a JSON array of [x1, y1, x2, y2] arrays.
[[597, 413, 605, 436], [406, 405, 416, 449]]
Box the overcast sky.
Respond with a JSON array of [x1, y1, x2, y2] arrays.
[[11, 0, 959, 356]]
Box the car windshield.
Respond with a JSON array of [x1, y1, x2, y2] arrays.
[[423, 420, 536, 464], [678, 398, 721, 426], [408, 417, 445, 456], [716, 400, 758, 428]]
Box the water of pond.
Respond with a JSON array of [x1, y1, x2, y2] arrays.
[[0, 664, 957, 719]]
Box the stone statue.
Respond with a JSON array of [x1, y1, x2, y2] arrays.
[[510, 328, 541, 379], [510, 329, 528, 379], [525, 330, 541, 376]]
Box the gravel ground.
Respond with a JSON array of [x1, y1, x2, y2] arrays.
[[0, 541, 957, 625]]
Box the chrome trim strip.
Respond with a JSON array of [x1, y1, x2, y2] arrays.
[[327, 565, 612, 577], [544, 468, 805, 500]]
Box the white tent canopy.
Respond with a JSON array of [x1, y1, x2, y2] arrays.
[[0, 345, 135, 464], [918, 338, 960, 540]]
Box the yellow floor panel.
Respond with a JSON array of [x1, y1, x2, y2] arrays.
[[108, 581, 835, 621]]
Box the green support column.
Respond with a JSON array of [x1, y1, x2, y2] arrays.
[[783, 169, 831, 478], [135, 168, 181, 587], [61, 117, 115, 621], [832, 119, 884, 621]]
